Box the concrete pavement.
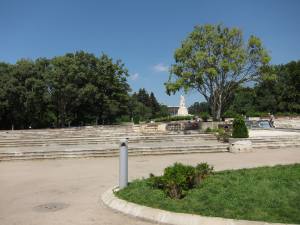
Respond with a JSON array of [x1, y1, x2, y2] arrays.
[[0, 148, 300, 225]]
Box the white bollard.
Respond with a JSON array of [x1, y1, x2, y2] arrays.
[[119, 138, 128, 189]]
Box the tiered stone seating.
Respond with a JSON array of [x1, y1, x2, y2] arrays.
[[0, 125, 228, 161], [1, 125, 299, 161]]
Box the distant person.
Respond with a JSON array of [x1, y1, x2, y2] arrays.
[[269, 113, 275, 128]]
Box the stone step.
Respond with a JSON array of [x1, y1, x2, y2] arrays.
[[0, 145, 228, 161], [252, 143, 300, 148], [0, 134, 217, 147], [0, 138, 217, 147], [0, 134, 216, 142]]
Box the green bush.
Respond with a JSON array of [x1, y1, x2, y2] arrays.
[[205, 127, 212, 132], [149, 162, 214, 199], [115, 115, 131, 124], [205, 127, 220, 133], [133, 116, 140, 124], [232, 116, 249, 138], [216, 128, 231, 142], [194, 163, 214, 186], [200, 112, 210, 122]]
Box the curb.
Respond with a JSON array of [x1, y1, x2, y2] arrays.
[[101, 187, 295, 225]]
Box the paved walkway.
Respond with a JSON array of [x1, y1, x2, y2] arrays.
[[0, 148, 300, 225]]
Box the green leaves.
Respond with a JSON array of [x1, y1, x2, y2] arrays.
[[232, 116, 249, 138], [0, 51, 131, 128], [166, 24, 271, 120]]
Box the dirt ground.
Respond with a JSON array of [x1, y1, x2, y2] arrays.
[[0, 148, 300, 225]]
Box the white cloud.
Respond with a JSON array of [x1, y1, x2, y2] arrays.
[[130, 73, 139, 81], [153, 63, 169, 73]]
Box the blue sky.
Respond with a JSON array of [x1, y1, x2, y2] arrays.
[[1, 0, 300, 106]]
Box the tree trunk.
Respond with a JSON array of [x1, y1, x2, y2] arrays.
[[216, 94, 222, 121], [216, 105, 221, 121], [210, 94, 222, 121]]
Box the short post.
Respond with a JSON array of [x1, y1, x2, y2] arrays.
[[119, 138, 128, 189]]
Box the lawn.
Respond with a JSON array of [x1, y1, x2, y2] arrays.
[[116, 164, 300, 224]]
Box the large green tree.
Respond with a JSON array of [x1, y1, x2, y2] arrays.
[[0, 51, 131, 129], [130, 88, 169, 121], [45, 52, 130, 127], [166, 24, 270, 120]]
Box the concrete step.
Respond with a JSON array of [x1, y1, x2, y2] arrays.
[[0, 145, 228, 161], [0, 134, 217, 148], [252, 143, 300, 149]]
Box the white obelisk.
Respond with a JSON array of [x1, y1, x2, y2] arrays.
[[177, 95, 189, 116]]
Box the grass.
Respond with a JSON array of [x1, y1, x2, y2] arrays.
[[116, 164, 300, 224]]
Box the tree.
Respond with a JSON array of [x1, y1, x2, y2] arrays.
[[227, 87, 257, 115], [149, 92, 161, 117], [188, 101, 210, 115], [0, 51, 131, 129], [165, 24, 270, 120], [129, 89, 169, 121], [275, 61, 300, 113]]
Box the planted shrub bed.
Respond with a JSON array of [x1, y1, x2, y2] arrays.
[[116, 164, 300, 224]]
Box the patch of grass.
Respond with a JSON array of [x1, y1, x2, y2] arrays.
[[116, 164, 300, 224]]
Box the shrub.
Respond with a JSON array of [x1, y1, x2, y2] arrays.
[[115, 115, 131, 124], [205, 127, 212, 132], [232, 116, 249, 138], [133, 116, 140, 124], [200, 112, 210, 122], [194, 163, 214, 186], [148, 162, 214, 199], [216, 128, 231, 142], [205, 127, 220, 133]]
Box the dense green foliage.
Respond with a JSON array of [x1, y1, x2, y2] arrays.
[[0, 52, 166, 129], [116, 164, 300, 224], [199, 112, 210, 121], [148, 162, 213, 199], [166, 24, 270, 121], [0, 52, 130, 129], [189, 60, 300, 118], [232, 116, 249, 138], [226, 61, 300, 116], [188, 101, 209, 115], [130, 88, 169, 122]]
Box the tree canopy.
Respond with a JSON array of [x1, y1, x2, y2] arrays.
[[0, 52, 168, 129], [166, 24, 270, 120], [130, 88, 169, 121], [225, 60, 300, 116]]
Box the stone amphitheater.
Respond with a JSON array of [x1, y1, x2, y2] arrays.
[[0, 118, 299, 161], [0, 119, 300, 225]]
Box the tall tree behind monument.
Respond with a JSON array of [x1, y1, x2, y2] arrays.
[[165, 24, 271, 121]]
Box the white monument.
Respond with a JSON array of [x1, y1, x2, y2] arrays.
[[177, 95, 189, 116]]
